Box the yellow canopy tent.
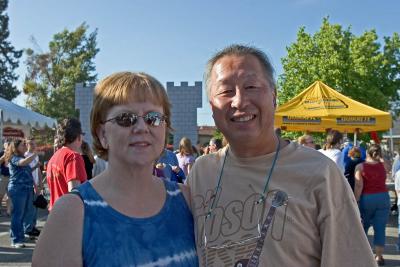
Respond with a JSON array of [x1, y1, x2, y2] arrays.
[[274, 81, 392, 133]]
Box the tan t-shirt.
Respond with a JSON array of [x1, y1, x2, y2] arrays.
[[187, 142, 375, 267]]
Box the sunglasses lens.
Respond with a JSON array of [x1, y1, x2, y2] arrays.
[[115, 113, 136, 127], [145, 112, 163, 126]]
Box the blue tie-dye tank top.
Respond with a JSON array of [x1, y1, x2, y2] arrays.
[[74, 180, 199, 267]]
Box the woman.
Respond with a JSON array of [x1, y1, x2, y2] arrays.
[[5, 139, 38, 248], [355, 144, 390, 266], [318, 130, 344, 172], [176, 137, 195, 177], [344, 147, 364, 192], [33, 72, 198, 266], [0, 141, 11, 217], [81, 141, 95, 180]]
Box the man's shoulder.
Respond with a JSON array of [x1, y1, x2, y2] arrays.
[[50, 147, 82, 163], [281, 143, 340, 171], [195, 150, 224, 165]]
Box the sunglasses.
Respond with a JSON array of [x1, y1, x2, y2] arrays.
[[102, 111, 166, 127]]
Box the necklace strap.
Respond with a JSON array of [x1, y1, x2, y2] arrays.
[[259, 137, 281, 203], [207, 135, 282, 215], [206, 146, 229, 217]]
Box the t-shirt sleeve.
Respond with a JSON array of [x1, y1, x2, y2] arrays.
[[188, 155, 195, 164], [65, 153, 87, 183], [317, 161, 376, 266]]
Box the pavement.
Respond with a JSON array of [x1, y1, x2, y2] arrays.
[[1, 203, 400, 266], [0, 208, 47, 267]]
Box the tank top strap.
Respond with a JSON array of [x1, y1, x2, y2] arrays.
[[162, 179, 190, 210], [163, 178, 180, 191], [73, 182, 108, 207]]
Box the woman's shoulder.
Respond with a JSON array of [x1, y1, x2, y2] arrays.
[[32, 193, 84, 266], [10, 155, 22, 164]]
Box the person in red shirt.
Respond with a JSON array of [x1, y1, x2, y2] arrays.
[[46, 118, 87, 210]]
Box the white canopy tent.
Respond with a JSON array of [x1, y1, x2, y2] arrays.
[[0, 96, 56, 143]]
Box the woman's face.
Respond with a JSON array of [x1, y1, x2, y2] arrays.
[[16, 141, 27, 155], [99, 101, 166, 167]]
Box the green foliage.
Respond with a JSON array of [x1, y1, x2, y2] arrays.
[[278, 17, 400, 112], [213, 128, 224, 140], [0, 0, 22, 100], [23, 23, 99, 120]]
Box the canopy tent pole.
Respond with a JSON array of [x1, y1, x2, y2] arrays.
[[0, 109, 3, 147], [390, 128, 394, 157], [354, 131, 357, 145]]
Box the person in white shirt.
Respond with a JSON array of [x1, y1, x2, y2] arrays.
[[318, 130, 345, 172], [24, 138, 42, 238]]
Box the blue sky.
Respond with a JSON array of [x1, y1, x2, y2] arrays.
[[7, 0, 400, 125]]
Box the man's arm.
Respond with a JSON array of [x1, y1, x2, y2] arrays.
[[0, 153, 5, 164]]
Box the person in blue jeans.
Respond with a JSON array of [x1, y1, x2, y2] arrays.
[[5, 139, 39, 248], [355, 144, 390, 266]]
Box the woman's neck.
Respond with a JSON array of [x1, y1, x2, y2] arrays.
[[366, 157, 380, 163]]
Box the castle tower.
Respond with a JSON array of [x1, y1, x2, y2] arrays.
[[166, 81, 202, 148], [75, 81, 203, 150]]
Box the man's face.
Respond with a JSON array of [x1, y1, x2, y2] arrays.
[[209, 54, 276, 150]]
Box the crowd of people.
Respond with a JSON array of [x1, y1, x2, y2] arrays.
[[0, 44, 397, 266], [297, 132, 392, 265]]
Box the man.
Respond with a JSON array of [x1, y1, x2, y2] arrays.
[[187, 45, 375, 266], [46, 118, 87, 210], [298, 134, 315, 149], [24, 138, 42, 238]]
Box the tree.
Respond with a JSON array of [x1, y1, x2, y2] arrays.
[[278, 17, 400, 112], [0, 0, 22, 100], [23, 23, 99, 120]]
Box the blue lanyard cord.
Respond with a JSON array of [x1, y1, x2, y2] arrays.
[[261, 137, 281, 202], [206, 146, 229, 217], [207, 136, 281, 215]]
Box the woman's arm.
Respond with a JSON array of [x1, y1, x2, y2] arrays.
[[354, 163, 364, 201], [18, 153, 38, 167], [32, 194, 84, 267], [0, 153, 5, 164]]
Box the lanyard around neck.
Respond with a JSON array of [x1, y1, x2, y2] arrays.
[[206, 136, 281, 217]]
